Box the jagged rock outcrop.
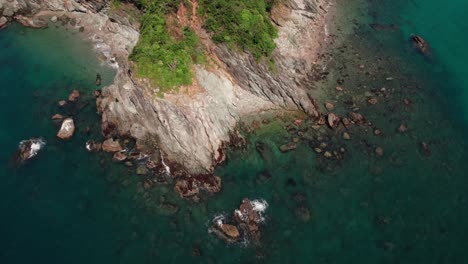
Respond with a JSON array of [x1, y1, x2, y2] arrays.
[[1, 0, 331, 175]]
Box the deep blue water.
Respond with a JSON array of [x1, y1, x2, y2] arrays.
[[1, 0, 468, 263]]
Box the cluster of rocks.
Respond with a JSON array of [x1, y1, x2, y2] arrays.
[[54, 90, 83, 140], [210, 199, 268, 243]]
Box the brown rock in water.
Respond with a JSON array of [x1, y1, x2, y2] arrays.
[[57, 118, 75, 140], [68, 90, 80, 102], [93, 89, 102, 98], [175, 179, 200, 198], [367, 98, 378, 105], [325, 102, 335, 111], [348, 112, 366, 125], [374, 128, 382, 136], [317, 115, 326, 125], [218, 224, 240, 240], [58, 100, 67, 107], [342, 132, 351, 140], [51, 114, 64, 120], [342, 117, 352, 129], [397, 124, 408, 133], [112, 152, 127, 162], [327, 113, 340, 128], [102, 138, 122, 152], [294, 119, 303, 126], [279, 143, 297, 152], [0, 16, 9, 29]]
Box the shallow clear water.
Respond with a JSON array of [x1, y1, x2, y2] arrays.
[[1, 0, 468, 263]]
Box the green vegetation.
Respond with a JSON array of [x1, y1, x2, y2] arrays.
[[199, 0, 278, 58], [130, 0, 205, 92], [129, 0, 278, 92]]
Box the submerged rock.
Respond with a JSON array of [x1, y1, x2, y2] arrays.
[[102, 138, 122, 152], [411, 35, 431, 57], [68, 90, 80, 102], [420, 142, 431, 156], [57, 118, 75, 140], [174, 174, 222, 200], [397, 124, 408, 133], [295, 206, 311, 222], [58, 100, 67, 107], [51, 114, 64, 120], [95, 74, 102, 86], [279, 143, 297, 153], [375, 147, 384, 157], [325, 102, 335, 111], [13, 138, 46, 164], [348, 112, 366, 125]]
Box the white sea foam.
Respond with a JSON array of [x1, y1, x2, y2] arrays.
[[212, 214, 225, 226], [250, 199, 269, 222], [85, 142, 92, 151]]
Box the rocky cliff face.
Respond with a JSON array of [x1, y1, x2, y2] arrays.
[[1, 0, 330, 176]]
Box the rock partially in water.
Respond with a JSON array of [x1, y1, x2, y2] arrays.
[[112, 151, 127, 162], [327, 113, 340, 128], [0, 16, 8, 29], [13, 138, 46, 164], [175, 174, 222, 200], [57, 118, 75, 140], [102, 138, 122, 152], [68, 90, 80, 102], [211, 198, 268, 243], [58, 100, 67, 107]]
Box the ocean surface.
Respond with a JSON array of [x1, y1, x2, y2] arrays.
[[1, 0, 468, 263]]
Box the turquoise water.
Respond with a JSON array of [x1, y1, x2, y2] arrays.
[[1, 0, 468, 263]]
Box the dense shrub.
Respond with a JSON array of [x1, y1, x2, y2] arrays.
[[129, 0, 277, 91], [199, 0, 278, 58]]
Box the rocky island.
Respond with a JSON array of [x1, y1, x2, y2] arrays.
[[1, 0, 331, 189]]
